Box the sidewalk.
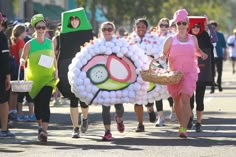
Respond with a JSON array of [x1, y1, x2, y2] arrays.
[[0, 61, 236, 157]]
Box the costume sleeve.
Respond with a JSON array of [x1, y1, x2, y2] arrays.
[[0, 33, 10, 76]]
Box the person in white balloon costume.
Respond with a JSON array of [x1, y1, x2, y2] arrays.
[[126, 18, 169, 132], [68, 21, 150, 140]]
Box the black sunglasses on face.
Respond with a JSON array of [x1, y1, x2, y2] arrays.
[[192, 25, 200, 29], [102, 27, 113, 32], [177, 22, 187, 26], [159, 24, 169, 28], [35, 26, 46, 30]]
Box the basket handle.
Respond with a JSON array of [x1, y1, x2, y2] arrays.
[[17, 63, 25, 81], [149, 58, 160, 72]]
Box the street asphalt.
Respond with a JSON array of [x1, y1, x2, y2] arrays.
[[0, 61, 236, 157]]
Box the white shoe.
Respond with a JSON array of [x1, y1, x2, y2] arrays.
[[155, 117, 165, 127], [169, 112, 177, 122]]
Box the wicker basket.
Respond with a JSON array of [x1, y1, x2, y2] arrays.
[[10, 65, 33, 92], [140, 60, 183, 85]]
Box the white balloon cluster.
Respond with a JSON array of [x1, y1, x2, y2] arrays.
[[68, 36, 150, 106], [126, 32, 170, 104]]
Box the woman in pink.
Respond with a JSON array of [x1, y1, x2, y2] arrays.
[[161, 9, 208, 138]]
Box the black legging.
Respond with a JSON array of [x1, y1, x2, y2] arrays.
[[102, 103, 124, 125], [212, 57, 223, 89], [70, 95, 88, 108], [34, 86, 53, 123], [190, 85, 206, 111], [146, 97, 173, 112]]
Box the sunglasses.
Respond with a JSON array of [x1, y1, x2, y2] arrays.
[[192, 25, 200, 29], [159, 24, 169, 28], [102, 27, 113, 32], [35, 26, 46, 30], [176, 22, 187, 26]]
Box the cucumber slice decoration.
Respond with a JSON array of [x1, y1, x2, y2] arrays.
[[147, 82, 155, 92], [87, 64, 109, 84], [96, 79, 129, 90]]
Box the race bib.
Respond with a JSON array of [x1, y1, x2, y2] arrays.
[[38, 54, 54, 69]]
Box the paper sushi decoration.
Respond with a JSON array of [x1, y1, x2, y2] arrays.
[[68, 36, 150, 106], [57, 8, 93, 99], [126, 32, 169, 104]]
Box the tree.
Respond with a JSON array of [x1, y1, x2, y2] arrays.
[[75, 0, 235, 34]]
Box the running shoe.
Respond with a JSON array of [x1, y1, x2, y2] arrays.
[[148, 111, 156, 123], [38, 128, 48, 143], [80, 114, 88, 133], [102, 131, 112, 141], [114, 114, 125, 133], [0, 130, 15, 138], [178, 127, 188, 138], [169, 111, 177, 122], [155, 117, 165, 127], [72, 127, 80, 138], [28, 115, 37, 122], [135, 124, 145, 132], [195, 122, 202, 132]]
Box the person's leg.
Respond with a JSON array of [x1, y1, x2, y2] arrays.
[[179, 93, 192, 138], [155, 99, 165, 126], [0, 76, 15, 138], [0, 101, 9, 131], [8, 91, 18, 121], [80, 101, 89, 133], [195, 85, 206, 132], [187, 93, 195, 129], [70, 97, 80, 138], [40, 86, 52, 132], [210, 59, 217, 93], [173, 96, 182, 125], [231, 58, 235, 74], [114, 103, 125, 133], [216, 58, 223, 91], [134, 104, 144, 132], [102, 105, 112, 141], [168, 97, 177, 121], [26, 93, 36, 121], [145, 102, 156, 123], [16, 93, 25, 121], [38, 86, 52, 142]]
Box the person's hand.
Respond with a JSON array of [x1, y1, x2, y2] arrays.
[[5, 75, 11, 91], [202, 53, 208, 60], [20, 58, 26, 67], [159, 54, 167, 60]]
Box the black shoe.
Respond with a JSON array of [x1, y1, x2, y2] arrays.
[[148, 111, 156, 123], [218, 86, 223, 92], [195, 122, 201, 132], [135, 124, 145, 132], [187, 114, 193, 130], [210, 87, 215, 94]]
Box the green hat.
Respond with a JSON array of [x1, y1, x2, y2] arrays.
[[31, 14, 45, 27]]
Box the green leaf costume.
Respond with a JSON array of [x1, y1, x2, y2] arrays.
[[26, 38, 58, 98]]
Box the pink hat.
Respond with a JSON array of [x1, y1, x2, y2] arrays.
[[173, 9, 188, 22], [0, 12, 3, 22]]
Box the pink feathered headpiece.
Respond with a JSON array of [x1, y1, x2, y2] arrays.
[[173, 9, 188, 22]]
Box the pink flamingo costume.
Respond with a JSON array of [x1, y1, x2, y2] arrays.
[[166, 34, 201, 98]]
